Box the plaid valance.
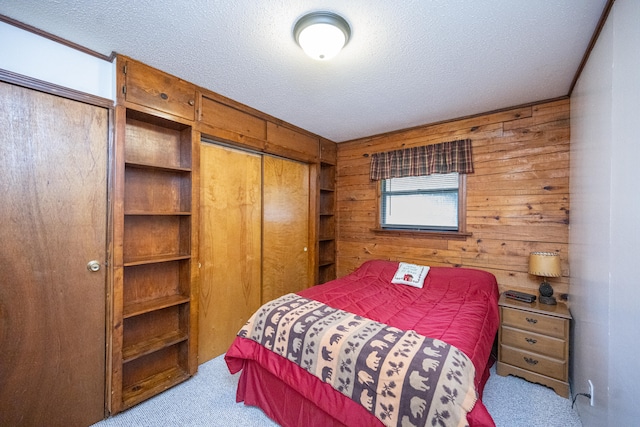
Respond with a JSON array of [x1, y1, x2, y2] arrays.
[[369, 139, 474, 181]]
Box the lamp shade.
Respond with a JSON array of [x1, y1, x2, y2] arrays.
[[293, 12, 351, 60], [528, 252, 561, 277]]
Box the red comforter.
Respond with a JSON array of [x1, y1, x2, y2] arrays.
[[226, 260, 500, 426]]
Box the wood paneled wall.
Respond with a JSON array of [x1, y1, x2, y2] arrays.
[[336, 99, 570, 295]]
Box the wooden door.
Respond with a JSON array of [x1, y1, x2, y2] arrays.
[[262, 156, 311, 302], [198, 143, 262, 362], [0, 82, 108, 426]]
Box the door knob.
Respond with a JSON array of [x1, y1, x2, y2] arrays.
[[87, 260, 101, 272]]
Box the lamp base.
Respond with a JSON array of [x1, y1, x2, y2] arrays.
[[539, 295, 557, 305], [538, 281, 556, 305]]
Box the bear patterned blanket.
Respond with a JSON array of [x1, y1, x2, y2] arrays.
[[237, 293, 478, 427]]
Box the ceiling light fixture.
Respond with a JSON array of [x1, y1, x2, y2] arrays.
[[293, 11, 351, 60]]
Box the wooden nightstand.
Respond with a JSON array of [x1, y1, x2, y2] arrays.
[[496, 293, 572, 398]]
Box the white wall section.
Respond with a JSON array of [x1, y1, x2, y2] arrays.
[[570, 0, 640, 424], [0, 21, 114, 100]]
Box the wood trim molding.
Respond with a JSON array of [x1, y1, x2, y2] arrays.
[[458, 173, 468, 234], [370, 228, 472, 241], [0, 14, 115, 62], [0, 68, 114, 109], [568, 0, 616, 96]]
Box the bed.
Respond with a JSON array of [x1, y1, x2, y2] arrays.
[[225, 259, 500, 427]]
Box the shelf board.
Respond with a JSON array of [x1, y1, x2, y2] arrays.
[[123, 295, 190, 318], [122, 366, 190, 410], [122, 330, 189, 363], [125, 211, 191, 216], [319, 236, 335, 242], [125, 160, 191, 173], [319, 259, 335, 267], [124, 254, 191, 267], [320, 187, 335, 192]]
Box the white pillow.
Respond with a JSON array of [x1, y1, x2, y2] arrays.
[[391, 262, 430, 288]]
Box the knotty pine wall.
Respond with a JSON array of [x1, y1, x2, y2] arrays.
[[336, 99, 570, 295]]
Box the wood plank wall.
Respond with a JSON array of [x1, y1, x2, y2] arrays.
[[336, 99, 570, 295]]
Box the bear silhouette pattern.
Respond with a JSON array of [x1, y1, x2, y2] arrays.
[[239, 294, 478, 427]]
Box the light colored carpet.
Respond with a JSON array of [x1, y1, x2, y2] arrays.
[[482, 365, 582, 427], [93, 356, 581, 426]]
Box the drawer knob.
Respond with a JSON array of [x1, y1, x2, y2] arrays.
[[188, 99, 195, 106], [160, 92, 169, 100], [524, 357, 539, 365], [526, 317, 538, 324], [525, 338, 537, 345]]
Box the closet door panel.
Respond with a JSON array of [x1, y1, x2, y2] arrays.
[[0, 82, 108, 427], [262, 156, 311, 303], [198, 143, 262, 362]]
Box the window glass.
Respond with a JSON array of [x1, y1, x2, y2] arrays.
[[381, 173, 459, 231]]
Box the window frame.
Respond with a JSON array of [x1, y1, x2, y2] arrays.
[[374, 173, 470, 239]]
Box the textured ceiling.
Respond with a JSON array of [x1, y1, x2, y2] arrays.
[[0, 1, 607, 142]]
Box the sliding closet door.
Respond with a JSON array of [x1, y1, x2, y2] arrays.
[[199, 143, 262, 363], [262, 155, 311, 303], [0, 82, 108, 426]]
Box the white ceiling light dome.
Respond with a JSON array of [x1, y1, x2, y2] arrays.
[[293, 11, 351, 60]]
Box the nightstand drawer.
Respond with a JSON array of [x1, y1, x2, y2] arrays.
[[501, 326, 566, 359], [500, 345, 567, 381], [502, 307, 566, 338]]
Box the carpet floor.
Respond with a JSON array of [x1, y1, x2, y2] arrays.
[[93, 355, 582, 426]]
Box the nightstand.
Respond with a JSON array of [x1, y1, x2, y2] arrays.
[[496, 292, 572, 398]]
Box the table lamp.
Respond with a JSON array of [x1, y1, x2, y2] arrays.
[[529, 252, 561, 305]]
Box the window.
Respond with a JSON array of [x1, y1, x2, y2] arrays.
[[380, 173, 465, 232]]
